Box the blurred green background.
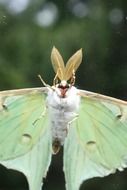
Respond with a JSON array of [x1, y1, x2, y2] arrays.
[[0, 0, 127, 189]]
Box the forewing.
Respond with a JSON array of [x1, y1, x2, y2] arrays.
[[64, 90, 127, 190], [0, 87, 48, 160]]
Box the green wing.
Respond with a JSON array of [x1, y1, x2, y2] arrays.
[[0, 87, 52, 190], [64, 90, 127, 190]]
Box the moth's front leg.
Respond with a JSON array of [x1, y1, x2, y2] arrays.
[[32, 106, 47, 126], [67, 113, 79, 131]]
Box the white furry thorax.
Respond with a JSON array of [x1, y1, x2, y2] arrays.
[[46, 85, 80, 145]]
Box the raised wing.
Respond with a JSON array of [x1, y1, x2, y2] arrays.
[[0, 87, 52, 190], [64, 90, 127, 190]]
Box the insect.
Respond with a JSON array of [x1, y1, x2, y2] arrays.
[[0, 47, 127, 190]]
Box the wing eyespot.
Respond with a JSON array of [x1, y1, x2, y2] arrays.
[[2, 104, 8, 111], [86, 141, 96, 145], [86, 141, 96, 151], [116, 114, 122, 119], [21, 134, 32, 144]]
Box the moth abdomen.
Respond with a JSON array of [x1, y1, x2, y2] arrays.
[[52, 138, 61, 154]]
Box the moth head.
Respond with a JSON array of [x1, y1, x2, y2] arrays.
[[38, 47, 82, 96], [55, 80, 70, 98]]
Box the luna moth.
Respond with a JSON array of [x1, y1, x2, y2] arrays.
[[0, 47, 127, 190]]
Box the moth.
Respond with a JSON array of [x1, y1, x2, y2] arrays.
[[0, 47, 127, 190]]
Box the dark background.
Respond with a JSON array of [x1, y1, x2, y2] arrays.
[[0, 0, 127, 189]]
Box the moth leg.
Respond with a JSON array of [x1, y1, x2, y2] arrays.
[[70, 69, 76, 86], [67, 113, 79, 131], [32, 106, 47, 126], [53, 71, 59, 86], [38, 74, 51, 88]]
